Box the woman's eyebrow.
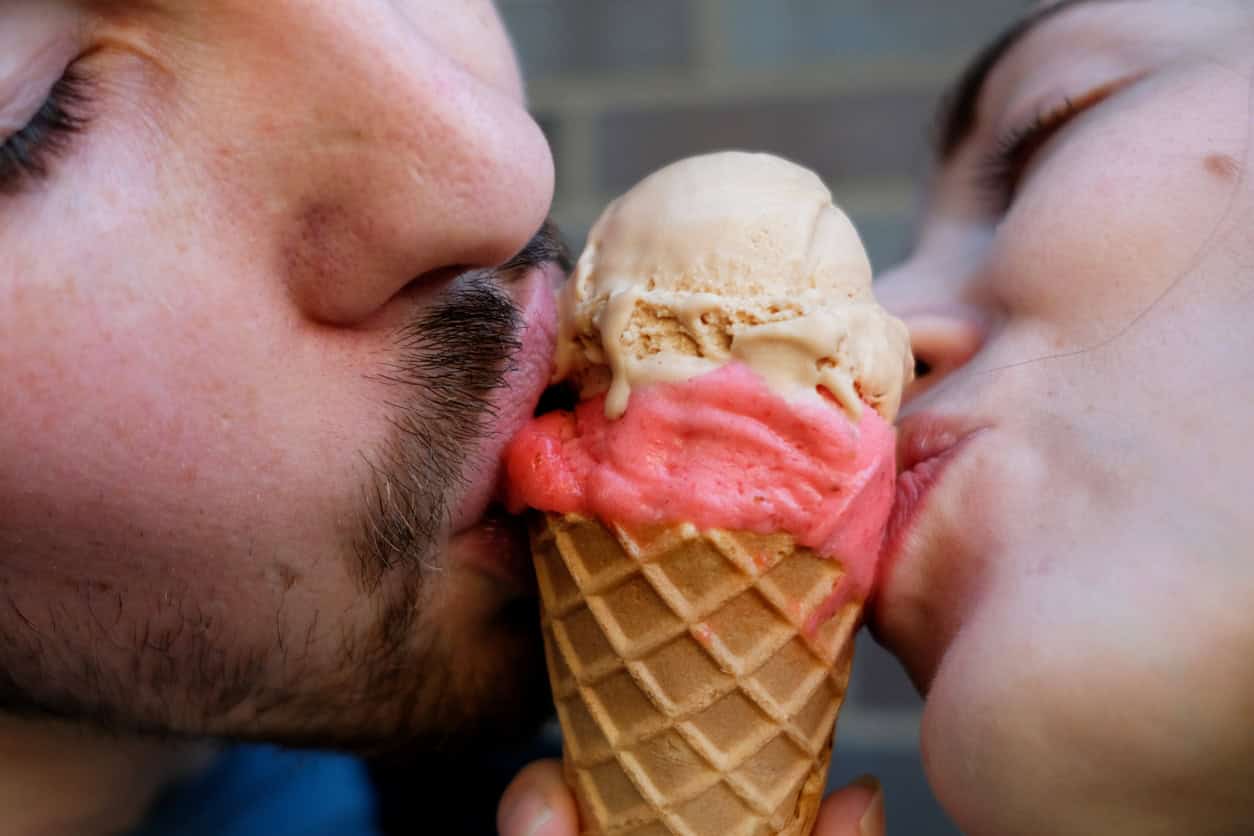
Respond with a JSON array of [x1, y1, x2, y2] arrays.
[[932, 0, 1122, 161]]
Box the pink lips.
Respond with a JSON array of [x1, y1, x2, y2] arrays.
[[879, 415, 986, 576]]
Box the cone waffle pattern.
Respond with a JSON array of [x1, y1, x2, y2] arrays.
[[533, 513, 860, 836]]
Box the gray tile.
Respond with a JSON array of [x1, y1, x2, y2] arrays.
[[500, 0, 696, 81], [533, 111, 561, 163], [531, 111, 574, 203], [827, 745, 961, 835], [722, 0, 1021, 69], [847, 632, 923, 710], [549, 217, 590, 259], [594, 89, 939, 197], [851, 211, 917, 273]]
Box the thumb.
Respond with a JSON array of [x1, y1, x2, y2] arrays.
[[498, 759, 581, 836], [812, 775, 885, 836]]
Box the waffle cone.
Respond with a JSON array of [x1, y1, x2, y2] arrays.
[[532, 512, 861, 836]]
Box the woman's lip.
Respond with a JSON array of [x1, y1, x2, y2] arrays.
[[449, 262, 561, 536], [895, 414, 988, 476], [874, 414, 989, 607]]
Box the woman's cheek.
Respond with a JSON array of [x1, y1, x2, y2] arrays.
[[921, 561, 1254, 835]]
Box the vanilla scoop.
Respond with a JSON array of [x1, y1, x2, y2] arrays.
[[554, 151, 913, 421]]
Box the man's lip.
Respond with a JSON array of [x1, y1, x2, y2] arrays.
[[448, 506, 537, 594], [449, 262, 561, 536], [874, 414, 989, 609]]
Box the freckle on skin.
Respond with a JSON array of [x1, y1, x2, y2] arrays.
[[284, 202, 348, 312], [1204, 153, 1241, 182]]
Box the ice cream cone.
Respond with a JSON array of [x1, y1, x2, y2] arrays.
[[532, 512, 860, 836]]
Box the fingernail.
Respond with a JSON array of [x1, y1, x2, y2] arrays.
[[854, 775, 884, 836], [501, 793, 554, 836]]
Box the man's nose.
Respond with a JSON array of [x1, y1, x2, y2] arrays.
[[876, 259, 988, 405], [266, 3, 555, 325]]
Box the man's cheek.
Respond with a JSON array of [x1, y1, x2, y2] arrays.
[[0, 282, 368, 676], [4, 274, 295, 565], [2, 324, 236, 565]]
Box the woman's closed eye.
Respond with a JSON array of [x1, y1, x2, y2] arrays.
[[0, 64, 91, 196], [975, 74, 1143, 213]]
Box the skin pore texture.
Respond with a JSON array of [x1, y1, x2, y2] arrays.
[[1, 1, 563, 832], [869, 1, 1254, 833], [4, 2, 1254, 836]]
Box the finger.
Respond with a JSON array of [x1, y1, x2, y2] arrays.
[[498, 759, 581, 836], [812, 775, 885, 836]]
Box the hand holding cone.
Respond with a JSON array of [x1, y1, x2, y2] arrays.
[[500, 761, 886, 836]]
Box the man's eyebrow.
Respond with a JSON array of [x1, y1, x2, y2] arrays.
[[933, 0, 1118, 160]]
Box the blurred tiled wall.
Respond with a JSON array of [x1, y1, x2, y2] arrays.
[[502, 0, 1021, 271], [498, 2, 1024, 832]]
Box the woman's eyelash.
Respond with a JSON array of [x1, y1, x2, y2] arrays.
[[975, 76, 1139, 213], [0, 65, 91, 196], [976, 98, 1083, 213]]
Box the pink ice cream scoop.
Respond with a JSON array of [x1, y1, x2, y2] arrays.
[[507, 364, 897, 618], [507, 151, 913, 615]]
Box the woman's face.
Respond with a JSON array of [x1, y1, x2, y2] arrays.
[[874, 0, 1254, 831], [0, 1, 562, 747]]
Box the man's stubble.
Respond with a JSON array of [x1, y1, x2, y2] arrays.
[[0, 224, 569, 754]]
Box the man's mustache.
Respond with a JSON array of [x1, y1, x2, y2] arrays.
[[499, 220, 573, 276], [354, 219, 570, 591]]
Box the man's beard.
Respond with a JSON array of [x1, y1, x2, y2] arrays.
[[0, 223, 569, 754]]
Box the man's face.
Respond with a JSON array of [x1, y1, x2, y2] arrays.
[[1, 0, 562, 748]]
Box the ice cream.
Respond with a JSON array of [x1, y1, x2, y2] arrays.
[[553, 150, 910, 423], [506, 364, 896, 623], [509, 151, 911, 608], [507, 151, 912, 836]]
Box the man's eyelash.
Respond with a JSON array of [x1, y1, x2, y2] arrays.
[[0, 66, 91, 196]]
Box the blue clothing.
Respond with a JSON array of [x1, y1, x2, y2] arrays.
[[129, 745, 380, 836]]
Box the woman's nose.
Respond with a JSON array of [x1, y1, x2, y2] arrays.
[[263, 2, 555, 325], [876, 261, 989, 404]]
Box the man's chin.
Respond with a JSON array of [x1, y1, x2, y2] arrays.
[[379, 512, 551, 753], [424, 604, 551, 756], [208, 551, 550, 756]]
